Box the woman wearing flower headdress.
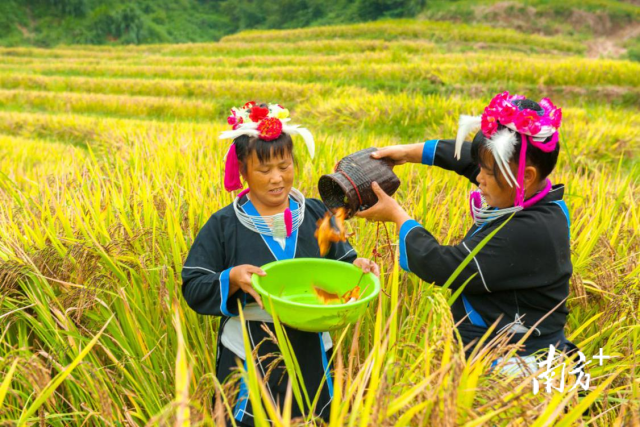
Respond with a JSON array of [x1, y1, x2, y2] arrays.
[[357, 92, 576, 373], [181, 101, 379, 425]]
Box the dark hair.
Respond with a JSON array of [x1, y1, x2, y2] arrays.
[[234, 132, 293, 168], [471, 100, 560, 187]]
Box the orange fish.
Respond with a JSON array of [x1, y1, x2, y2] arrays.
[[312, 284, 361, 305], [312, 286, 342, 304], [314, 208, 347, 256]]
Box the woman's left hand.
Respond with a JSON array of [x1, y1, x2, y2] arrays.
[[356, 182, 411, 226], [353, 258, 380, 277]]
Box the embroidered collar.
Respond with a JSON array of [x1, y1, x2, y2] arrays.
[[233, 187, 305, 239], [469, 179, 552, 226]]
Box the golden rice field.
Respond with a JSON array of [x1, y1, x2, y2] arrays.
[[0, 19, 638, 426]]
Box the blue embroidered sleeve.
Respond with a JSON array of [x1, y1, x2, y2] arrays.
[[181, 214, 245, 316]]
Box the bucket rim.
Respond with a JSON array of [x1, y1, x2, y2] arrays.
[[251, 258, 381, 309]]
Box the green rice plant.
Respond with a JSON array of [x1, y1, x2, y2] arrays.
[[0, 39, 437, 58], [0, 88, 229, 122], [0, 51, 407, 68], [0, 49, 578, 70], [0, 115, 635, 424], [0, 134, 86, 186], [1, 55, 636, 88], [1, 71, 637, 109], [221, 20, 585, 54], [0, 73, 338, 103]]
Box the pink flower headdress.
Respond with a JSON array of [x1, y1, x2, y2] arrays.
[[219, 101, 315, 192], [454, 91, 562, 207]]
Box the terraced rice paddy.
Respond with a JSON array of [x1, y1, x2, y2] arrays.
[[0, 19, 638, 426]]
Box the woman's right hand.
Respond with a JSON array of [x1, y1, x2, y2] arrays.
[[371, 143, 424, 166], [229, 265, 266, 309]]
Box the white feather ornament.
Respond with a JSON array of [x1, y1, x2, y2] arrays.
[[218, 121, 315, 159], [283, 124, 315, 159], [486, 128, 519, 188], [219, 122, 260, 141], [454, 115, 482, 159]]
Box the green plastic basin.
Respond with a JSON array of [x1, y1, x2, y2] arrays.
[[251, 258, 380, 332]]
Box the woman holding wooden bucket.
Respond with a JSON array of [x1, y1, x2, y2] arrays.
[[356, 92, 577, 375]]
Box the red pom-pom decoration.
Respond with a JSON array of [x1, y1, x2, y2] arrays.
[[249, 106, 269, 122], [258, 117, 283, 141]]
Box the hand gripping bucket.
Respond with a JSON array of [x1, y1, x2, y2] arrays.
[[318, 147, 401, 219]]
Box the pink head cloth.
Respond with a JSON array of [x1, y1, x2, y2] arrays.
[[224, 143, 243, 192], [514, 133, 529, 206], [514, 132, 558, 207]]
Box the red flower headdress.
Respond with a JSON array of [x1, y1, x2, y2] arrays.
[[454, 91, 562, 207], [219, 101, 315, 192]]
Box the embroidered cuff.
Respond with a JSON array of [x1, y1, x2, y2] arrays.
[[421, 139, 439, 166], [399, 219, 422, 272], [219, 268, 237, 317]]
